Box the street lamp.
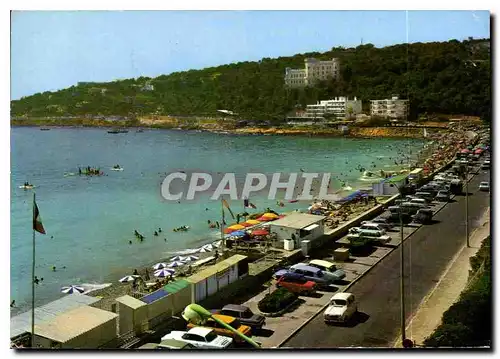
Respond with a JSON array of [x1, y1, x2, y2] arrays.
[[389, 181, 408, 346], [182, 303, 261, 348], [464, 164, 470, 247]]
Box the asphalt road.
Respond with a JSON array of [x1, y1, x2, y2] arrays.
[[283, 169, 491, 348]]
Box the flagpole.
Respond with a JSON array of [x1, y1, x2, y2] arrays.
[[220, 198, 225, 252], [31, 193, 36, 348]]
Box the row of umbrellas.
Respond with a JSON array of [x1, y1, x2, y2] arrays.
[[223, 213, 283, 234]]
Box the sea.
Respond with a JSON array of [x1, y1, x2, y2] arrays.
[[10, 127, 425, 315]]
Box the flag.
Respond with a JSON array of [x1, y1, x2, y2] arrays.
[[33, 199, 46, 234], [221, 198, 235, 219], [244, 198, 257, 209]]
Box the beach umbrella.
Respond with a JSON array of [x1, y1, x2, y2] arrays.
[[182, 255, 199, 262], [168, 261, 186, 268], [212, 240, 222, 248], [262, 212, 279, 219], [238, 222, 253, 227], [170, 255, 184, 262], [224, 228, 236, 234], [245, 219, 261, 225], [119, 275, 140, 283], [154, 269, 175, 277], [228, 224, 246, 230], [203, 243, 215, 251], [251, 229, 270, 237], [61, 285, 85, 294], [196, 247, 211, 253], [278, 215, 286, 219], [257, 216, 273, 221], [152, 262, 168, 270]]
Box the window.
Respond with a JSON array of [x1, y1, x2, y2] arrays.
[[332, 299, 347, 306], [205, 332, 218, 342], [182, 333, 194, 341]]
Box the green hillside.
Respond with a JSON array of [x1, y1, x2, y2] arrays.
[[11, 38, 491, 123]]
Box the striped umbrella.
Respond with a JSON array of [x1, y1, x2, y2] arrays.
[[196, 246, 211, 253], [170, 256, 184, 261], [182, 255, 199, 262], [202, 244, 215, 251], [154, 269, 175, 278], [168, 261, 186, 268], [61, 285, 85, 294], [152, 262, 168, 270], [212, 240, 222, 248], [119, 275, 140, 283]]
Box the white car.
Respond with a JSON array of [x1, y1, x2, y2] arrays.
[[479, 182, 490, 192], [324, 292, 358, 324], [161, 327, 233, 349], [358, 223, 387, 234]]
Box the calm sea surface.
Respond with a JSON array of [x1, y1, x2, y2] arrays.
[[10, 127, 425, 314]]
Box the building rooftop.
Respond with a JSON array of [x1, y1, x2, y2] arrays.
[[10, 294, 101, 339], [269, 213, 326, 230], [186, 254, 247, 284], [33, 305, 118, 344], [116, 295, 147, 309]]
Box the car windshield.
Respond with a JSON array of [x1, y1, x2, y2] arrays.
[[205, 331, 218, 342], [332, 299, 347, 306], [241, 309, 253, 318], [481, 182, 489, 186]]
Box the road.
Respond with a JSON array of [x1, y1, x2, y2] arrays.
[[283, 169, 491, 348]]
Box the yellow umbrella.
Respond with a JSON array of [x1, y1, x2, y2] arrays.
[[262, 212, 279, 219], [228, 224, 246, 230], [245, 219, 261, 225]]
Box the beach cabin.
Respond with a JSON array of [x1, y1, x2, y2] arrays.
[[115, 295, 149, 337], [408, 168, 424, 183], [372, 174, 409, 196], [31, 305, 118, 349], [185, 254, 249, 304], [268, 212, 326, 251]]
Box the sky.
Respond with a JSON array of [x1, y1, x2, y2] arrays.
[[10, 10, 490, 100]]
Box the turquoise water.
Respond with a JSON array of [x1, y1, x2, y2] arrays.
[[10, 127, 424, 314]]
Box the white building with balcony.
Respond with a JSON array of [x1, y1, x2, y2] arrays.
[[370, 96, 409, 119], [304, 97, 362, 119], [285, 58, 340, 88]]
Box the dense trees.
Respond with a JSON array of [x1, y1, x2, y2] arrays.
[[11, 38, 490, 123]]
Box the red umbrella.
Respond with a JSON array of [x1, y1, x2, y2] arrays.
[[251, 229, 270, 236], [474, 149, 483, 154], [224, 228, 236, 234], [278, 215, 286, 219], [257, 216, 273, 221], [460, 149, 470, 153]]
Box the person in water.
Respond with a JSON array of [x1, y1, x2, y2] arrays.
[[154, 231, 158, 236], [158, 228, 162, 233]]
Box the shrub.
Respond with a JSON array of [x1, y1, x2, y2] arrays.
[[424, 323, 473, 347], [258, 288, 297, 313]]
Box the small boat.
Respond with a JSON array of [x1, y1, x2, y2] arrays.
[[19, 184, 35, 190], [107, 130, 120, 134], [64, 172, 76, 177], [40, 128, 51, 131], [136, 129, 144, 133], [110, 165, 123, 171], [117, 129, 129, 133], [173, 226, 190, 232]]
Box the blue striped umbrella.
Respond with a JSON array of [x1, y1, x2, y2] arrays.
[[154, 269, 175, 278], [61, 285, 85, 294]]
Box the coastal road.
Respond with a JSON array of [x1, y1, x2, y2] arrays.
[[282, 169, 491, 348]]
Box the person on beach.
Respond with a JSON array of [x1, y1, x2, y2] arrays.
[[216, 221, 220, 229], [11, 300, 15, 308], [133, 269, 139, 275]]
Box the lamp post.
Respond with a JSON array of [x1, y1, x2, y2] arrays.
[[390, 181, 407, 346], [465, 165, 470, 247]]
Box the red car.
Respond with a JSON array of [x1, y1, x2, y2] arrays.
[[276, 272, 317, 295]]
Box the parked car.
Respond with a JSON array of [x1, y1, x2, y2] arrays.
[[479, 181, 490, 192], [481, 161, 490, 170], [275, 272, 317, 295], [409, 198, 428, 206], [274, 264, 336, 288], [323, 292, 358, 324], [186, 314, 252, 343], [162, 328, 233, 349], [411, 208, 434, 224], [138, 339, 197, 350], [308, 259, 346, 281], [435, 190, 450, 202], [358, 223, 387, 234], [364, 217, 393, 230], [212, 305, 265, 330], [348, 229, 391, 246], [400, 202, 427, 215], [387, 206, 412, 223]]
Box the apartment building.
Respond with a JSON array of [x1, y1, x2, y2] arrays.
[[285, 58, 340, 88], [305, 97, 362, 119], [370, 96, 409, 119]]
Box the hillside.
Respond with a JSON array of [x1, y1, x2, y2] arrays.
[[11, 38, 491, 123]]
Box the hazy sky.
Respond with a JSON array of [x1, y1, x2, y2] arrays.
[[11, 10, 490, 99]]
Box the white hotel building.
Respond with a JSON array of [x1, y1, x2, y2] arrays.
[[285, 58, 340, 88], [305, 97, 362, 119], [370, 96, 409, 119]]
